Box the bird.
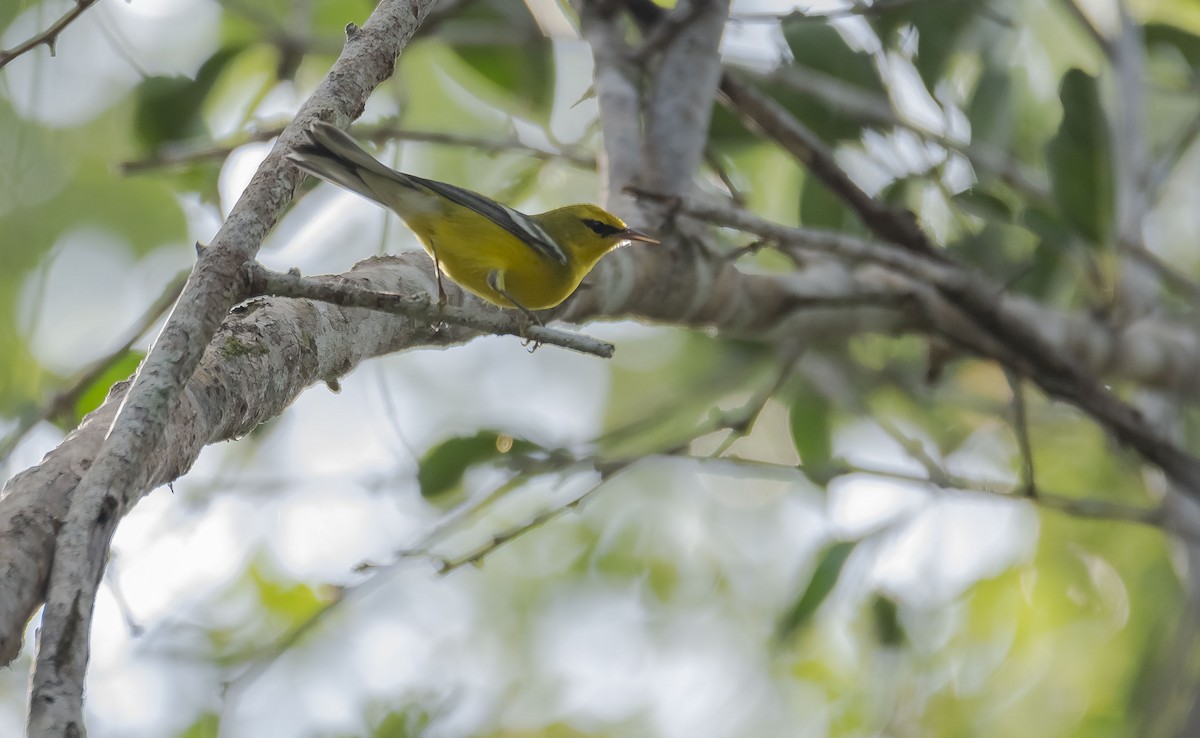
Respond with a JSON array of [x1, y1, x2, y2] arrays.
[[286, 122, 658, 319]]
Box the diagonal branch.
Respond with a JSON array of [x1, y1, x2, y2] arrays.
[[718, 70, 948, 261], [764, 64, 1051, 202]]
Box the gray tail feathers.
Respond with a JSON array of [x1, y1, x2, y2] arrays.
[[287, 122, 413, 206]]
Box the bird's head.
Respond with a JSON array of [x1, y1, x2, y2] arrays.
[[538, 204, 659, 265]]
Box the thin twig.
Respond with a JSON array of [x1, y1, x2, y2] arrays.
[[225, 456, 635, 701], [1056, 0, 1114, 57], [1118, 238, 1200, 305], [690, 455, 1185, 541], [708, 347, 805, 457], [219, 585, 346, 707], [0, 0, 101, 70], [730, 0, 941, 24], [120, 123, 596, 174], [704, 149, 747, 205], [1004, 369, 1038, 497], [875, 416, 952, 487], [243, 263, 616, 358]]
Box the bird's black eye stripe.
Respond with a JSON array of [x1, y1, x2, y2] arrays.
[[582, 218, 623, 237]]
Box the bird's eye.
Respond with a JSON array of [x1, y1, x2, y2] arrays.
[[582, 218, 623, 237]]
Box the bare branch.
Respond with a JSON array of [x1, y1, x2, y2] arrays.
[[119, 123, 597, 174], [688, 454, 1186, 540], [731, 0, 945, 24], [0, 0, 100, 71], [245, 263, 615, 358], [1004, 369, 1038, 497]]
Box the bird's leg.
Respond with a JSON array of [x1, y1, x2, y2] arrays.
[[428, 241, 448, 307], [426, 240, 448, 330], [487, 270, 543, 346]]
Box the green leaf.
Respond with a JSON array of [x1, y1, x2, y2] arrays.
[[871, 594, 906, 648], [250, 568, 327, 622], [417, 430, 537, 500], [953, 189, 1016, 222], [441, 0, 555, 122], [788, 384, 833, 471], [950, 222, 1012, 275], [778, 22, 886, 142], [1144, 23, 1200, 73], [799, 174, 855, 231], [371, 707, 433, 738], [967, 66, 1013, 146], [1015, 206, 1076, 297], [708, 102, 759, 150], [783, 22, 883, 95], [1045, 69, 1114, 246], [871, 0, 983, 87], [177, 713, 220, 738], [777, 540, 858, 641], [134, 45, 244, 149], [1, 163, 188, 258], [70, 350, 145, 425]]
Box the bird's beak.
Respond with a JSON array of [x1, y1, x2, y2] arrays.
[[620, 228, 660, 244]]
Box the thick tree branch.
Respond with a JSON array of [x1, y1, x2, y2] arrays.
[[641, 0, 730, 195], [24, 2, 438, 735]]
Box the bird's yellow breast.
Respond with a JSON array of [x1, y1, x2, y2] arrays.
[[402, 207, 579, 311]]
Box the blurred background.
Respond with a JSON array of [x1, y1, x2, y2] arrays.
[[3, 0, 1199, 736]]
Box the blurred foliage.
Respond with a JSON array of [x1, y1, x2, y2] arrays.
[[776, 540, 858, 641], [417, 430, 540, 502], [1046, 69, 1114, 247], [2, 0, 1200, 737], [441, 0, 556, 123]]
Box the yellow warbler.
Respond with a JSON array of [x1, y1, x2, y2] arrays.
[[287, 123, 658, 316]]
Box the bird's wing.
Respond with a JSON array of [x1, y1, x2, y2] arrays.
[[407, 174, 569, 266]]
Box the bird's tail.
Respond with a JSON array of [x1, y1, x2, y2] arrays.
[[287, 122, 417, 208]]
